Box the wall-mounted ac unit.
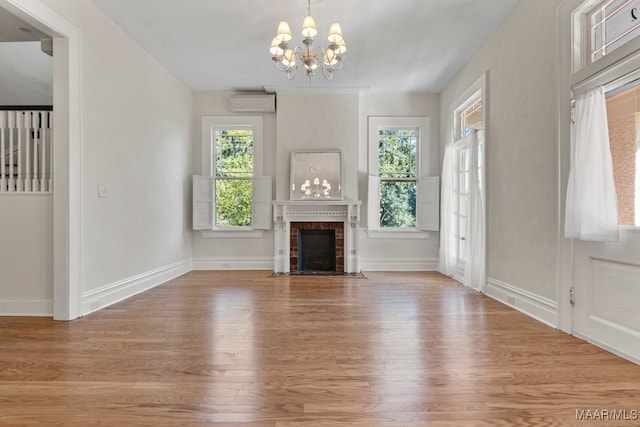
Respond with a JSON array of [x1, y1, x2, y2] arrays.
[[229, 94, 276, 113]]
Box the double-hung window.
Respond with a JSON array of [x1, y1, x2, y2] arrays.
[[193, 116, 271, 233], [367, 116, 439, 235]]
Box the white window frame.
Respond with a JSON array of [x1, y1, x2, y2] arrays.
[[572, 0, 640, 87], [367, 116, 439, 238], [196, 116, 270, 237], [571, 1, 640, 233], [448, 74, 486, 278]]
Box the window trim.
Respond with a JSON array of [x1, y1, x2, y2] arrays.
[[201, 116, 265, 234], [367, 116, 431, 235]]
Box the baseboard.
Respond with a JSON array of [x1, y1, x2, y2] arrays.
[[485, 277, 558, 328], [192, 257, 273, 270], [573, 332, 640, 366], [0, 299, 53, 316], [81, 259, 192, 316], [360, 258, 439, 272]]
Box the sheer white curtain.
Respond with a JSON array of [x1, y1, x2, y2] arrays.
[[565, 87, 619, 241], [465, 130, 485, 291], [439, 140, 459, 277], [439, 131, 485, 290]]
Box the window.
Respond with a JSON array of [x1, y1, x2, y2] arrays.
[[460, 99, 483, 138], [214, 128, 253, 227], [605, 80, 640, 226], [193, 116, 271, 234], [445, 74, 485, 279], [378, 128, 418, 228], [367, 116, 439, 235], [590, 0, 640, 63]]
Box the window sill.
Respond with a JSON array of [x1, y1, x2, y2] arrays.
[[201, 230, 265, 238], [366, 229, 431, 239]]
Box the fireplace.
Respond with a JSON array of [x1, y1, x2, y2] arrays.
[[272, 200, 360, 274], [290, 222, 344, 274]]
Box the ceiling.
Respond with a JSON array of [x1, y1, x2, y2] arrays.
[[89, 0, 522, 93], [0, 7, 49, 42]]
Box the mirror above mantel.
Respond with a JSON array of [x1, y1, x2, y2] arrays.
[[290, 149, 343, 201]]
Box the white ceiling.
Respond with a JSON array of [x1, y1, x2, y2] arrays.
[[89, 0, 522, 93], [0, 7, 49, 42]]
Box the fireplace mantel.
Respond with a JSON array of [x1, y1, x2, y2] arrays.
[[272, 200, 361, 274]]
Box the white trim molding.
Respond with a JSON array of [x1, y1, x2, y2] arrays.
[[486, 278, 558, 328], [192, 257, 273, 271], [81, 260, 192, 316], [361, 257, 438, 272], [0, 299, 53, 317], [573, 331, 640, 366]]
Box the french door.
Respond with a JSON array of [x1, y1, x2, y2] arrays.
[[572, 65, 640, 362], [454, 143, 471, 282]]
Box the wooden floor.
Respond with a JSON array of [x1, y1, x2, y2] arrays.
[[2, 271, 640, 426]]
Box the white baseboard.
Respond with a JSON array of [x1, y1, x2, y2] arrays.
[[192, 257, 273, 271], [573, 332, 640, 366], [485, 277, 558, 328], [81, 259, 192, 316], [360, 258, 439, 272], [0, 299, 53, 316]]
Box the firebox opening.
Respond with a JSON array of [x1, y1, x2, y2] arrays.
[[298, 229, 336, 273]]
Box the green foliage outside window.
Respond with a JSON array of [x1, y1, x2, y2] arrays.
[[215, 178, 252, 227], [215, 129, 253, 227], [378, 129, 417, 228]]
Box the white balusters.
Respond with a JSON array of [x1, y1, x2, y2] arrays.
[[8, 111, 15, 192], [0, 111, 5, 192], [0, 110, 53, 193]]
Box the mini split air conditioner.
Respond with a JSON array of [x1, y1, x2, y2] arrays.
[[229, 94, 276, 113]]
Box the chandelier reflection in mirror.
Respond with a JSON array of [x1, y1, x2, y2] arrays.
[[301, 177, 332, 198], [269, 0, 346, 81]]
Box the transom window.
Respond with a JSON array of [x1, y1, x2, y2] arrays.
[[460, 100, 483, 138], [589, 0, 640, 62]]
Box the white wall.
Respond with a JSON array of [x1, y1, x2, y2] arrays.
[[440, 0, 558, 302], [0, 195, 52, 315], [276, 93, 360, 201], [358, 93, 441, 270], [38, 0, 193, 312], [0, 41, 52, 105], [191, 91, 276, 265]]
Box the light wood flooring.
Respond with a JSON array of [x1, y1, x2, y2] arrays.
[[2, 271, 640, 426]]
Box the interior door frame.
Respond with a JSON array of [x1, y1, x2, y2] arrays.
[[0, 0, 83, 320]]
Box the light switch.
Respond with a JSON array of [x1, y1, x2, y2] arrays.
[[98, 185, 109, 198]]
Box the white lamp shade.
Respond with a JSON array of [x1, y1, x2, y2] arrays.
[[301, 15, 318, 38], [269, 37, 284, 56], [276, 21, 292, 42], [336, 39, 347, 55], [327, 22, 344, 43]]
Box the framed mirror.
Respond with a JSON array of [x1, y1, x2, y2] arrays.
[[290, 150, 343, 200]]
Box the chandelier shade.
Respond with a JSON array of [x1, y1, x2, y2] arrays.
[[269, 0, 346, 81]]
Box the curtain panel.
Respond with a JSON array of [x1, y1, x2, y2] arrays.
[[565, 87, 619, 241]]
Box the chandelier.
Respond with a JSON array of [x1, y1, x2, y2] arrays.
[[269, 0, 347, 81]]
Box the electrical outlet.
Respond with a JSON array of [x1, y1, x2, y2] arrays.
[[98, 185, 109, 198]]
